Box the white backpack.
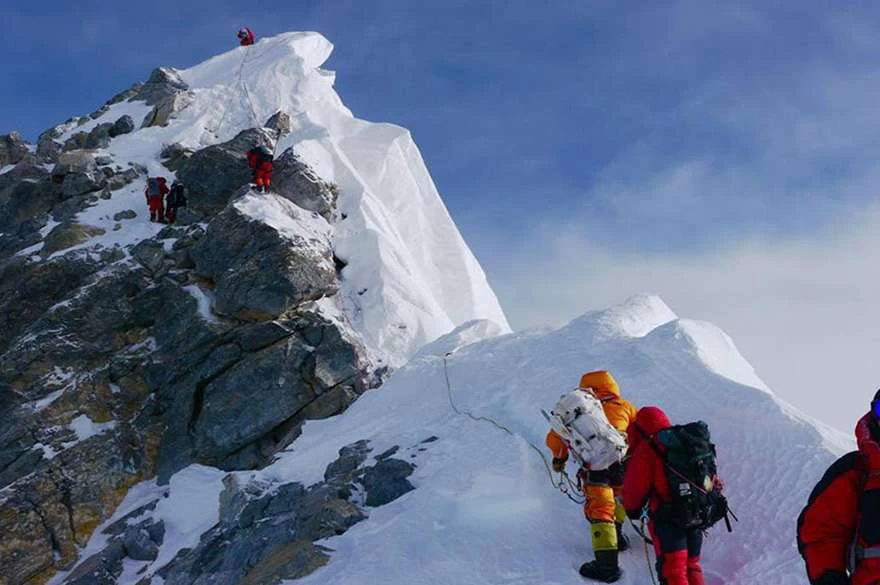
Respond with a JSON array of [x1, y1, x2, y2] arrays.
[[543, 389, 628, 470]]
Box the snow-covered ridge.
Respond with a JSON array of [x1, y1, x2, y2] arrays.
[[250, 294, 844, 584], [54, 294, 844, 584], [48, 31, 510, 367]]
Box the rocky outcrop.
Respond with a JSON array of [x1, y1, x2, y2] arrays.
[[156, 441, 413, 585], [52, 152, 106, 199], [175, 128, 276, 215], [192, 191, 337, 321], [272, 148, 338, 221], [0, 69, 368, 585], [135, 68, 192, 128], [40, 222, 106, 257], [265, 110, 293, 135], [0, 132, 31, 167]]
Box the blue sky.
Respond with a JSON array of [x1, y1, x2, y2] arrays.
[[3, 1, 880, 431]]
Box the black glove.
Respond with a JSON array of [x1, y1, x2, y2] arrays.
[[552, 457, 566, 473], [626, 505, 646, 521], [814, 570, 850, 585]]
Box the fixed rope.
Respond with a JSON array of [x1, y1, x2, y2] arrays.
[[441, 352, 585, 505], [643, 525, 658, 585], [212, 45, 252, 138]]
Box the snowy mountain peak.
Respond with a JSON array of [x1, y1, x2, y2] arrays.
[[644, 318, 771, 393], [561, 293, 678, 343], [37, 31, 511, 367]]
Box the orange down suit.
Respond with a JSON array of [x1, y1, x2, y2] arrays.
[[546, 371, 637, 529]]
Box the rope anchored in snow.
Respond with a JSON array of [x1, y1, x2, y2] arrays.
[[441, 352, 585, 505]]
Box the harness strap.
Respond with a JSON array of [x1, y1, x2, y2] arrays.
[[855, 546, 880, 561]]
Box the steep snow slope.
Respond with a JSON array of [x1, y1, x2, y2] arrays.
[[44, 31, 509, 366], [235, 294, 847, 585]]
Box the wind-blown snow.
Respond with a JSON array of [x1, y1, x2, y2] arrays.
[[241, 294, 845, 585], [55, 31, 510, 366]]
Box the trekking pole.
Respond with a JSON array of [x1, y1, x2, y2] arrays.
[[638, 516, 658, 585]]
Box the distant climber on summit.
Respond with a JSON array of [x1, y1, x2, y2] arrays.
[[798, 390, 880, 585], [247, 145, 273, 193], [238, 27, 255, 46], [546, 370, 636, 583], [144, 176, 169, 222]]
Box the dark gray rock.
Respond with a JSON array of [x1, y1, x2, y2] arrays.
[[89, 105, 110, 120], [41, 222, 106, 257], [36, 130, 62, 164], [102, 501, 159, 536], [135, 68, 192, 128], [265, 111, 293, 135], [131, 239, 167, 275], [172, 206, 202, 226], [51, 193, 98, 223], [175, 128, 276, 215], [0, 164, 57, 238], [107, 167, 140, 191], [324, 440, 370, 482], [272, 149, 338, 221], [156, 310, 365, 476], [0, 132, 31, 167], [123, 526, 159, 561], [109, 115, 135, 137], [84, 123, 113, 150], [106, 84, 142, 106], [64, 540, 126, 585], [191, 191, 336, 321], [53, 152, 105, 198], [362, 458, 415, 507], [113, 209, 137, 221], [159, 142, 193, 172]]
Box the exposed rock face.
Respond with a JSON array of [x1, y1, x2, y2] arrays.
[[272, 148, 338, 221], [0, 162, 57, 254], [156, 441, 414, 585], [265, 110, 293, 135], [135, 68, 192, 128], [192, 191, 337, 321], [109, 115, 135, 137], [175, 128, 277, 215], [0, 132, 31, 167], [0, 68, 364, 585], [52, 152, 106, 199], [40, 222, 106, 257]]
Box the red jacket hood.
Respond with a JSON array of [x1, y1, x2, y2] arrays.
[[627, 406, 672, 454]]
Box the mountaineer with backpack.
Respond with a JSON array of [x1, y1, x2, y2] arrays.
[[144, 176, 169, 222], [624, 406, 732, 585], [546, 370, 637, 582], [247, 145, 273, 193], [797, 390, 880, 585], [165, 180, 188, 224]]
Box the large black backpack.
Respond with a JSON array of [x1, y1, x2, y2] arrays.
[[653, 422, 733, 531]]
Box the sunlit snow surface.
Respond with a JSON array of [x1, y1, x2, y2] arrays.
[[53, 295, 850, 585], [254, 294, 846, 585], [47, 31, 509, 366]]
